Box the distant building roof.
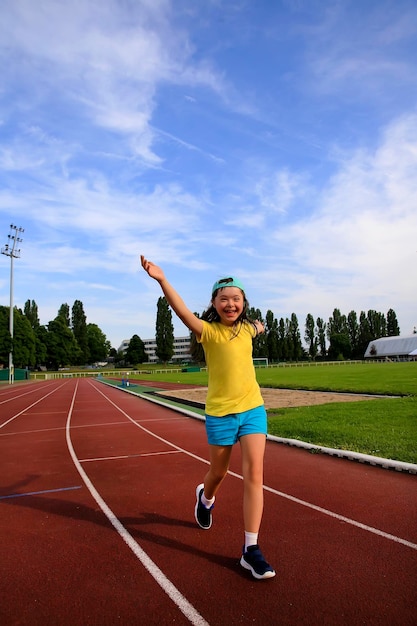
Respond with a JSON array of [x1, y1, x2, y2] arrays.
[[364, 335, 417, 358]]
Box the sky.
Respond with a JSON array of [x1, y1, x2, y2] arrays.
[[1, 0, 416, 351]]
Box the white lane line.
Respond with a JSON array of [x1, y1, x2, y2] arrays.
[[0, 418, 182, 438], [0, 486, 82, 500], [66, 381, 209, 626], [0, 381, 58, 405], [260, 478, 416, 551], [80, 450, 182, 463], [0, 381, 69, 429], [90, 379, 417, 552]]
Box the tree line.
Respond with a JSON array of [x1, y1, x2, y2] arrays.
[[125, 299, 401, 366], [248, 306, 400, 362], [0, 294, 401, 370], [0, 300, 111, 370]]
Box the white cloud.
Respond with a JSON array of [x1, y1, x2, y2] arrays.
[[250, 113, 417, 333], [0, 0, 225, 165]]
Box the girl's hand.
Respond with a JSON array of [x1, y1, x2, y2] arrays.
[[140, 254, 203, 337], [141, 255, 165, 282], [254, 320, 265, 335]]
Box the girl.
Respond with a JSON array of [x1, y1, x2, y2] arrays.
[[140, 255, 275, 580]]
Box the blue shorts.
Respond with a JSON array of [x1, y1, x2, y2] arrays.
[[205, 405, 267, 446]]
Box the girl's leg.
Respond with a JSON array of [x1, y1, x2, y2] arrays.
[[239, 434, 266, 533], [203, 444, 233, 499], [239, 433, 276, 579]]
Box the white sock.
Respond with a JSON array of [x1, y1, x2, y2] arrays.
[[201, 492, 215, 509], [244, 532, 258, 551]]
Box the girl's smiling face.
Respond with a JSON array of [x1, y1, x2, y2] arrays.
[[212, 286, 245, 326]]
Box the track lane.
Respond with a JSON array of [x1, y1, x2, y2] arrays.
[[66, 380, 209, 626], [0, 380, 73, 431], [0, 379, 61, 405], [1, 378, 416, 625], [74, 379, 417, 624], [1, 379, 198, 625]]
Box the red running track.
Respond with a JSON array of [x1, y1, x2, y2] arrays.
[[1, 378, 416, 625]]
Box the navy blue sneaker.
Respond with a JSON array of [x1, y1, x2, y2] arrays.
[[240, 545, 276, 580], [194, 484, 213, 529]]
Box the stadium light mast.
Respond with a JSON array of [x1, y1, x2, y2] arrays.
[[1, 224, 24, 384]]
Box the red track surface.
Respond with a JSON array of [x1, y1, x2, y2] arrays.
[[1, 378, 416, 625]]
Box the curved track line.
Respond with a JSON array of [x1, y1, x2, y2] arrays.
[[0, 381, 69, 429], [91, 380, 417, 552], [91, 380, 212, 466], [66, 381, 209, 626]]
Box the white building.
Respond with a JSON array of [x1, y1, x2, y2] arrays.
[[118, 336, 191, 363], [364, 335, 417, 360]]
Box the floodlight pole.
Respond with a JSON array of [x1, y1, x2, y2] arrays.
[[1, 224, 24, 384]]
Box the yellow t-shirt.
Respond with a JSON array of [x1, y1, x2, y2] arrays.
[[198, 320, 264, 417]]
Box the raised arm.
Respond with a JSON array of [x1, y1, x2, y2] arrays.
[[140, 255, 203, 338], [253, 319, 264, 335]]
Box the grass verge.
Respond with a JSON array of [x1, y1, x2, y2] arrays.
[[128, 361, 417, 464], [267, 397, 416, 464]]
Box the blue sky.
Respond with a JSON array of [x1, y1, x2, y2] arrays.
[[1, 0, 416, 350]]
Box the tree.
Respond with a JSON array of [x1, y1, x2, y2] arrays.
[[327, 308, 347, 337], [248, 307, 268, 358], [316, 317, 326, 358], [0, 306, 36, 368], [328, 333, 351, 360], [278, 318, 287, 361], [190, 312, 205, 363], [58, 303, 71, 327], [87, 323, 110, 363], [357, 311, 372, 357], [24, 299, 40, 329], [328, 308, 350, 360], [0, 306, 12, 367], [125, 334, 147, 365], [108, 347, 118, 361], [46, 315, 81, 369], [289, 313, 303, 361], [347, 310, 360, 358], [13, 310, 36, 367], [305, 313, 317, 360], [265, 310, 279, 362], [34, 325, 48, 366], [387, 309, 400, 336], [367, 310, 386, 340], [155, 297, 174, 363], [72, 300, 89, 364]]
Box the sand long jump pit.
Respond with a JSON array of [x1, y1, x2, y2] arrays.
[[156, 387, 381, 409]]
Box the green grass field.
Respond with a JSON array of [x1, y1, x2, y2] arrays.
[[132, 361, 417, 465]]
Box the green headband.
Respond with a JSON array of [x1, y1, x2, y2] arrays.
[[212, 276, 245, 295]]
